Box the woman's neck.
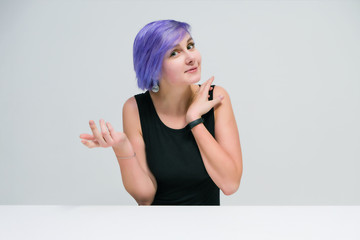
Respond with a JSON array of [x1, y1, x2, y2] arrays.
[[149, 83, 197, 117]]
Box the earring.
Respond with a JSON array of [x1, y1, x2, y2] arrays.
[[152, 83, 159, 93]]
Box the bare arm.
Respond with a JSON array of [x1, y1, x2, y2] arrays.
[[120, 97, 157, 205], [186, 77, 243, 195], [79, 97, 157, 205]]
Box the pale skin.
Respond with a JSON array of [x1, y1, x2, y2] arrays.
[[79, 32, 243, 205]]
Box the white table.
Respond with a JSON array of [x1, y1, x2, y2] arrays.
[[0, 206, 359, 240]]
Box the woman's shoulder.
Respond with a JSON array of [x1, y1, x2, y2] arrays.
[[212, 85, 230, 101], [212, 85, 232, 122], [122, 96, 140, 121], [123, 91, 148, 111], [122, 96, 143, 136], [123, 96, 137, 110]]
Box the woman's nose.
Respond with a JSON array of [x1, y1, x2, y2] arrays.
[[185, 51, 195, 65]]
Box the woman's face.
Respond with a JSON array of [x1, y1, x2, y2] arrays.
[[160, 32, 202, 87]]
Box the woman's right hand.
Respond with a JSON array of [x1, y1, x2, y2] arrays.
[[80, 119, 127, 149]]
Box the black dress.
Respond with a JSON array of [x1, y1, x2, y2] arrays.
[[134, 85, 219, 205]]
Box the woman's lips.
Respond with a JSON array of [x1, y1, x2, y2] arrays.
[[185, 67, 198, 73]]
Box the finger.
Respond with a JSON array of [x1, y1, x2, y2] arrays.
[[205, 76, 214, 86], [81, 139, 100, 149], [206, 77, 215, 98], [100, 119, 113, 145], [107, 122, 126, 144], [198, 77, 209, 92], [200, 76, 214, 94], [201, 76, 214, 89], [79, 133, 95, 140], [209, 95, 224, 108], [89, 120, 107, 146], [107, 122, 117, 139], [206, 76, 215, 88]]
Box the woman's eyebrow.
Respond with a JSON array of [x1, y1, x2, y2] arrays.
[[173, 37, 193, 48]]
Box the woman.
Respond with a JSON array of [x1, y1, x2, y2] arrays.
[[79, 20, 243, 205]]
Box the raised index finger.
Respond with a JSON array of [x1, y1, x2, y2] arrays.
[[201, 76, 214, 90], [199, 76, 214, 96], [206, 76, 215, 87]]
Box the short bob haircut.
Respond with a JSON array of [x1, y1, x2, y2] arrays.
[[133, 20, 191, 91]]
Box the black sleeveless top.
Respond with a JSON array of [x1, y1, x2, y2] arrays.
[[134, 85, 220, 205]]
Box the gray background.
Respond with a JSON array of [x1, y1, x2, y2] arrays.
[[0, 0, 359, 205]]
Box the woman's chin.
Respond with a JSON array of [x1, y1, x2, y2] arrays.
[[189, 74, 201, 84]]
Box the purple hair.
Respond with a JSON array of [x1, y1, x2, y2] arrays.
[[133, 20, 191, 90]]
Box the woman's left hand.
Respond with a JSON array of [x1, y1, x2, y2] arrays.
[[186, 76, 224, 124]]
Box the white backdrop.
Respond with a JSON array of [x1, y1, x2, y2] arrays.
[[0, 0, 359, 205]]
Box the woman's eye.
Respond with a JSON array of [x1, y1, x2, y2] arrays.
[[170, 43, 195, 57], [170, 50, 179, 57]]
